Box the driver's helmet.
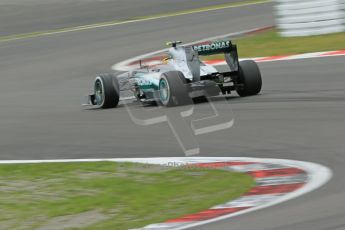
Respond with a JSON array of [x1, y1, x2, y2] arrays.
[[162, 55, 171, 64]]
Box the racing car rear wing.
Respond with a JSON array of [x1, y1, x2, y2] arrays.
[[192, 40, 239, 72], [192, 40, 234, 55]]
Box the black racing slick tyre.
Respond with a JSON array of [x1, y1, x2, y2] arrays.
[[94, 74, 120, 108], [236, 60, 262, 97], [158, 71, 191, 107]]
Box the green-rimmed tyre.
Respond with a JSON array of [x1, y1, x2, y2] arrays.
[[236, 60, 262, 97], [158, 71, 191, 107], [94, 74, 119, 108]]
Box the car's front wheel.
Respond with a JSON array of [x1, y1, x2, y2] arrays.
[[94, 74, 120, 108]]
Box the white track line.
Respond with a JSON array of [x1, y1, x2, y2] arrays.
[[112, 26, 345, 71], [111, 27, 273, 71]]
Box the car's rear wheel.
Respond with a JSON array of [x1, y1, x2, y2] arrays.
[[236, 60, 262, 97], [94, 74, 120, 108], [158, 71, 191, 106]]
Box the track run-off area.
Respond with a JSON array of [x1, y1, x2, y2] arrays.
[[0, 157, 331, 230]]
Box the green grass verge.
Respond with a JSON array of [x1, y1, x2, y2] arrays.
[[0, 162, 254, 230], [202, 29, 345, 60]]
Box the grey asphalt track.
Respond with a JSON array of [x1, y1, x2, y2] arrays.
[[1, 1, 345, 230], [0, 2, 273, 160], [0, 0, 257, 36]]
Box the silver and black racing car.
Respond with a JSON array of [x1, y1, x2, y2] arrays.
[[84, 40, 262, 108]]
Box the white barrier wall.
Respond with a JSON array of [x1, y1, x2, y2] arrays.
[[275, 0, 345, 37]]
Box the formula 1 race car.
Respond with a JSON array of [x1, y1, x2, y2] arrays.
[[84, 40, 262, 108]]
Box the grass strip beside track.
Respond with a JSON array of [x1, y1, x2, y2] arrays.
[[202, 29, 345, 60], [0, 162, 254, 230]]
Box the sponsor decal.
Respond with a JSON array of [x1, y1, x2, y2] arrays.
[[192, 41, 231, 53], [137, 78, 153, 86]]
